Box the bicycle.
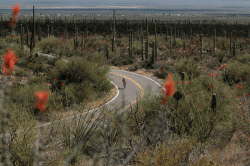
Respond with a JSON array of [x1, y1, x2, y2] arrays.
[[123, 81, 127, 89]]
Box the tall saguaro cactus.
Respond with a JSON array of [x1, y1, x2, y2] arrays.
[[112, 10, 115, 52], [146, 18, 149, 59], [214, 29, 216, 52], [47, 25, 49, 37], [20, 24, 23, 45], [32, 5, 35, 48], [154, 23, 157, 60], [233, 40, 236, 56], [230, 33, 232, 54], [130, 29, 133, 57], [200, 29, 203, 60], [170, 27, 172, 54], [141, 28, 144, 60], [65, 17, 67, 39]]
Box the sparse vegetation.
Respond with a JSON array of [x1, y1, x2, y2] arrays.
[[1, 14, 250, 166]]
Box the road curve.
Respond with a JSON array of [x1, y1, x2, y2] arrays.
[[106, 68, 164, 112]]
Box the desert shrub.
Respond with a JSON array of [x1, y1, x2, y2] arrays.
[[46, 57, 113, 106], [35, 36, 64, 54], [222, 61, 250, 86], [236, 53, 250, 63], [137, 138, 198, 166], [213, 50, 226, 63], [15, 67, 29, 77], [26, 62, 46, 74], [174, 58, 202, 80], [165, 74, 234, 142], [128, 60, 142, 71], [153, 70, 168, 79], [50, 148, 88, 165], [4, 104, 37, 165], [9, 77, 49, 116], [111, 54, 134, 66], [16, 57, 29, 68]]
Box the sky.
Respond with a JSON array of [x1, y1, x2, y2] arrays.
[[0, 0, 250, 9]]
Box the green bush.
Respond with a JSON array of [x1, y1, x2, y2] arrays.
[[166, 74, 234, 142], [214, 50, 225, 63], [15, 67, 29, 77], [222, 61, 250, 86], [236, 53, 250, 63], [111, 54, 134, 66], [35, 36, 64, 54], [46, 57, 113, 106], [174, 58, 202, 80], [153, 70, 168, 79]]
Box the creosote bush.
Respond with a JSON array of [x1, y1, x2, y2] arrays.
[[174, 58, 202, 80], [222, 60, 250, 86], [46, 57, 113, 106]]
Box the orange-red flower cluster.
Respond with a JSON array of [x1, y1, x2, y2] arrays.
[[237, 84, 242, 89], [35, 91, 49, 112], [2, 49, 18, 75], [161, 74, 175, 105], [9, 3, 20, 28], [221, 64, 227, 69]]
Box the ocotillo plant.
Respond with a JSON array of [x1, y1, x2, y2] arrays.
[[214, 29, 216, 51], [1, 3, 19, 165]]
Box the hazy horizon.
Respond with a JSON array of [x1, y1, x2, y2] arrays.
[[1, 0, 250, 9]]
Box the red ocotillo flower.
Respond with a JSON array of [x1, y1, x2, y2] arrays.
[[10, 3, 20, 27], [161, 74, 175, 104], [35, 91, 49, 112], [2, 49, 18, 75], [237, 84, 242, 89]]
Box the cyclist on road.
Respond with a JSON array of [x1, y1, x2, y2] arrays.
[[122, 78, 126, 89]]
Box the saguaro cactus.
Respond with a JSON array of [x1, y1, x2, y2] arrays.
[[154, 23, 157, 60], [170, 27, 172, 54], [233, 40, 236, 56], [112, 10, 115, 52], [141, 28, 144, 60], [47, 25, 49, 37], [129, 34, 131, 57], [200, 29, 203, 59], [130, 29, 133, 57], [32, 5, 35, 48], [230, 33, 232, 54], [20, 24, 23, 45], [214, 29, 216, 51], [65, 17, 67, 39], [26, 25, 29, 46], [146, 18, 149, 59]]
